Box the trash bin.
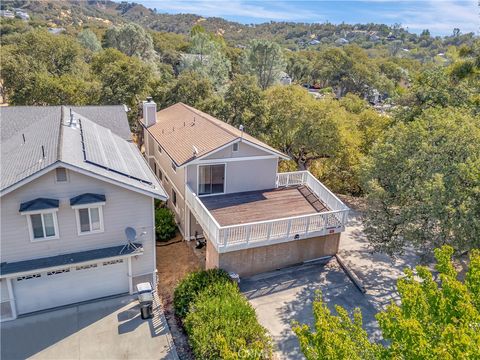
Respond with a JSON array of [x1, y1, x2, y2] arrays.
[[228, 272, 240, 285], [136, 282, 153, 319]]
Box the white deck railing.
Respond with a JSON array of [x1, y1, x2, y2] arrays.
[[185, 171, 349, 253]]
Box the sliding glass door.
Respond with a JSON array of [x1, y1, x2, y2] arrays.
[[198, 164, 225, 195]]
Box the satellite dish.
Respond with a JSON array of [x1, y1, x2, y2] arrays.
[[121, 227, 139, 254], [125, 227, 137, 242]]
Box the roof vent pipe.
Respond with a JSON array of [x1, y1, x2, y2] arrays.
[[239, 124, 244, 141]]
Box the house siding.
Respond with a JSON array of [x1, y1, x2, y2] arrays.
[[203, 141, 271, 159], [0, 169, 155, 278], [145, 132, 186, 234], [186, 159, 277, 195], [144, 130, 280, 239]]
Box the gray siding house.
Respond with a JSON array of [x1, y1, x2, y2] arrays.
[[0, 106, 167, 321], [141, 101, 350, 277]]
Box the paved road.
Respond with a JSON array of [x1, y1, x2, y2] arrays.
[[1, 294, 178, 360]]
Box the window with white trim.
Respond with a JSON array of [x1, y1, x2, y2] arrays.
[[75, 206, 104, 235], [26, 211, 59, 241]]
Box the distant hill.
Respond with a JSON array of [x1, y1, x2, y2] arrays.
[[2, 0, 476, 56]]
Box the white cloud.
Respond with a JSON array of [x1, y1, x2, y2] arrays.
[[146, 0, 325, 21], [373, 0, 479, 34]]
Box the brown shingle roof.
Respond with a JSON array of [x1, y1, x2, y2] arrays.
[[146, 103, 287, 166]]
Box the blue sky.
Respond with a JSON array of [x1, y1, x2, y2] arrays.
[[137, 0, 479, 36]]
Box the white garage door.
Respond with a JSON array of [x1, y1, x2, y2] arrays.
[[13, 259, 129, 315]]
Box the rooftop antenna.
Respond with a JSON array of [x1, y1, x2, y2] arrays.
[[121, 227, 139, 254], [192, 145, 199, 157], [239, 124, 244, 141]]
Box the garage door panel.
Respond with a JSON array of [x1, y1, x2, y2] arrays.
[[14, 260, 129, 315]]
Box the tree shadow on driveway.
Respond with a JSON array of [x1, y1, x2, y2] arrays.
[[241, 259, 380, 360]]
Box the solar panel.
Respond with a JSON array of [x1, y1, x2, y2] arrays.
[[79, 117, 152, 184]]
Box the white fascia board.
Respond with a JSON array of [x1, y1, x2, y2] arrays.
[[60, 163, 168, 201], [1, 161, 168, 201], [0, 163, 58, 197]]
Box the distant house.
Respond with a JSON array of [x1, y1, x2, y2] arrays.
[[0, 10, 14, 19], [335, 38, 349, 45], [48, 27, 66, 35], [387, 34, 397, 41], [279, 72, 292, 85], [0, 106, 167, 321], [308, 39, 321, 46], [16, 11, 29, 20], [140, 100, 350, 277]]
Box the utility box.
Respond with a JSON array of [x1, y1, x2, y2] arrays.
[[136, 282, 153, 319]]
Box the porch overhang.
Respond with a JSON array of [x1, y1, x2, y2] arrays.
[[0, 244, 143, 278]]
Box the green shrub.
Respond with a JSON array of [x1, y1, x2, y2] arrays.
[[173, 268, 231, 318], [184, 281, 272, 360], [154, 207, 177, 241]]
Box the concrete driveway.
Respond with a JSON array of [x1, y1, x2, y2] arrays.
[[1, 294, 178, 360], [241, 259, 380, 360], [338, 208, 422, 311]]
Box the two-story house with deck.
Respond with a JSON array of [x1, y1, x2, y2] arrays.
[[0, 106, 167, 322], [140, 100, 350, 277]]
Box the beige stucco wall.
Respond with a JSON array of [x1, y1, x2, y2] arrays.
[[206, 233, 341, 277]]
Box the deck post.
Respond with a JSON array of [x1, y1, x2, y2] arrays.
[[223, 228, 228, 247], [286, 220, 292, 239], [305, 216, 311, 235], [246, 225, 252, 244], [266, 222, 272, 240]]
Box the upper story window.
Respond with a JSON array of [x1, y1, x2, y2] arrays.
[[28, 212, 59, 241], [153, 162, 157, 175], [232, 143, 239, 152], [70, 193, 106, 236], [55, 167, 68, 182], [158, 169, 163, 181], [76, 206, 103, 235], [172, 189, 177, 207], [171, 161, 177, 173], [19, 198, 60, 242], [158, 145, 162, 154]]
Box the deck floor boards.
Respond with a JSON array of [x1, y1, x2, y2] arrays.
[[201, 186, 329, 226]]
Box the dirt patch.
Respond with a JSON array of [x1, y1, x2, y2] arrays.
[[156, 234, 204, 360]]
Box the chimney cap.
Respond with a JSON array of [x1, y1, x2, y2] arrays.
[[146, 96, 153, 102]]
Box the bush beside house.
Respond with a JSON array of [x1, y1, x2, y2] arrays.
[[174, 269, 272, 359], [155, 207, 177, 241]]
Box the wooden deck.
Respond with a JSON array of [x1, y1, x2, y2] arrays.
[[200, 186, 329, 226]]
